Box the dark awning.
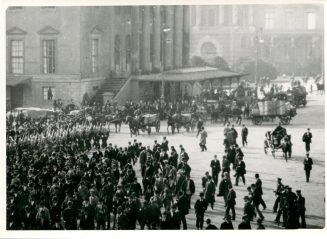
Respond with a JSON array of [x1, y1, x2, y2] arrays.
[[133, 67, 248, 82], [6, 75, 32, 86]]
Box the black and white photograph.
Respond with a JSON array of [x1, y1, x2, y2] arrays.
[[3, 0, 326, 233]]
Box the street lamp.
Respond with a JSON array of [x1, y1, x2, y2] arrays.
[[160, 27, 171, 102]]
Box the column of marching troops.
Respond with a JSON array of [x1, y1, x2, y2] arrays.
[[6, 112, 314, 230]]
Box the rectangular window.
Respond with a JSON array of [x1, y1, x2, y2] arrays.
[[42, 39, 56, 74], [10, 40, 24, 74], [43, 87, 55, 100], [264, 12, 274, 29], [92, 39, 99, 73], [307, 12, 316, 30]]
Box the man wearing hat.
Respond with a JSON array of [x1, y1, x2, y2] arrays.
[[303, 153, 313, 182], [273, 178, 284, 213], [302, 128, 312, 153], [220, 214, 234, 230], [225, 185, 237, 220], [243, 196, 256, 221], [205, 175, 216, 210], [296, 190, 306, 228], [210, 155, 221, 186], [194, 192, 208, 229]]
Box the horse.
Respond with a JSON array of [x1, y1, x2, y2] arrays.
[[316, 82, 325, 95], [125, 115, 140, 137], [281, 135, 292, 162], [167, 115, 176, 134], [106, 111, 123, 133]]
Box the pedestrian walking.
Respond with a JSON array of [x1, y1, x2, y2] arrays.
[[255, 173, 267, 210], [218, 172, 232, 207], [235, 157, 246, 186], [194, 192, 208, 229], [204, 176, 216, 210], [210, 155, 221, 186], [196, 118, 204, 137], [296, 190, 306, 228], [225, 185, 236, 220], [251, 184, 265, 221], [303, 153, 313, 182], [302, 128, 312, 153], [241, 124, 248, 147], [273, 178, 284, 213], [199, 127, 208, 152], [176, 191, 189, 230], [243, 196, 256, 222]]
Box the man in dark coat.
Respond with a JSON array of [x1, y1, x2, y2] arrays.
[[194, 192, 208, 229], [255, 173, 266, 209], [238, 215, 251, 229], [251, 184, 264, 220], [296, 190, 306, 228], [302, 128, 312, 153], [273, 178, 284, 213], [241, 124, 248, 147], [235, 157, 246, 186], [177, 191, 189, 230], [210, 155, 221, 186], [205, 218, 218, 230], [205, 176, 216, 210], [181, 174, 195, 209], [218, 172, 232, 207], [243, 196, 256, 221], [303, 153, 313, 182], [225, 185, 236, 220], [220, 214, 234, 230]]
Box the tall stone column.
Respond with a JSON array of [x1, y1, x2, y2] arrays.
[[131, 6, 140, 74], [174, 6, 183, 68], [219, 5, 224, 25], [141, 6, 151, 73], [183, 6, 190, 66], [164, 6, 173, 70], [109, 7, 116, 73], [152, 6, 161, 72]]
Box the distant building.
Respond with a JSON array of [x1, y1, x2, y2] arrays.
[[190, 4, 324, 76], [6, 6, 190, 109]]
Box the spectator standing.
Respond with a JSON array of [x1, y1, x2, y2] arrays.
[[303, 153, 313, 182]]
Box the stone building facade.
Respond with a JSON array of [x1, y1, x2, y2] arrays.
[[6, 6, 190, 109], [190, 4, 324, 76]]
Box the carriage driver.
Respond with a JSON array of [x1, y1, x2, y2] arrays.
[[271, 122, 287, 144]]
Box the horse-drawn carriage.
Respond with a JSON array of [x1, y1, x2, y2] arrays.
[[264, 130, 292, 161], [250, 100, 297, 125], [286, 86, 307, 107], [142, 113, 160, 134], [126, 113, 160, 136], [167, 113, 197, 134]]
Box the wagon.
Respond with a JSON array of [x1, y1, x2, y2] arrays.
[[172, 113, 196, 132], [142, 113, 160, 134], [250, 100, 297, 125]]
